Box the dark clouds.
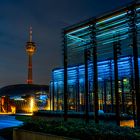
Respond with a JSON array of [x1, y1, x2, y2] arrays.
[[0, 0, 131, 87]]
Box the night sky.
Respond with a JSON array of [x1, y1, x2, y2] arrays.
[[0, 0, 131, 87]]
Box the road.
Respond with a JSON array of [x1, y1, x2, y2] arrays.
[[0, 115, 23, 129]]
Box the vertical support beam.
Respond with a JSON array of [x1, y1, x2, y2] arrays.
[[110, 79, 114, 113], [90, 21, 99, 124], [63, 31, 68, 121], [93, 45, 99, 123], [104, 80, 107, 113], [130, 57, 136, 124], [132, 18, 140, 126], [101, 85, 104, 110], [132, 27, 140, 125], [109, 60, 114, 113], [132, 90, 136, 124], [89, 81, 92, 111], [128, 7, 140, 126], [121, 79, 125, 113], [113, 37, 120, 126], [76, 67, 80, 112], [84, 48, 89, 123]]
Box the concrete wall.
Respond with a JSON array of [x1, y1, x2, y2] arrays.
[[13, 128, 78, 140]]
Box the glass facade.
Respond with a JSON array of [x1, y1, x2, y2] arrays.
[[51, 57, 140, 113]]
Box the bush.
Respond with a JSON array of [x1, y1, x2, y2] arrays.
[[16, 116, 140, 140]]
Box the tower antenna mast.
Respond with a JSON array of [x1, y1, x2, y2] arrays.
[[25, 27, 37, 84]]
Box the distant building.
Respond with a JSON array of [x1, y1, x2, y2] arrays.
[[0, 84, 49, 113]]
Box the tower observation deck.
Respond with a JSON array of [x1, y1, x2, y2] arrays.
[[25, 27, 36, 84]]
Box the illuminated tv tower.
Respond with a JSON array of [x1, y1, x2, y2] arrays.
[[26, 27, 36, 84]]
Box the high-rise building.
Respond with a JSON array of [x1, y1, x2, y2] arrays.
[[25, 27, 36, 84]]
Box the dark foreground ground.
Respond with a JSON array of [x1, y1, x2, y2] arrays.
[[0, 127, 13, 140]]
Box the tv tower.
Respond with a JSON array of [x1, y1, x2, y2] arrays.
[[25, 27, 36, 84]]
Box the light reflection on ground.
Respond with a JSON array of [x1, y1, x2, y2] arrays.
[[15, 113, 33, 116], [0, 115, 23, 129]]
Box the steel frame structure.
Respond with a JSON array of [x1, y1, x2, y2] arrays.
[[50, 1, 140, 125]]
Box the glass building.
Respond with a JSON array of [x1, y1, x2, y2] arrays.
[[50, 1, 140, 123]]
